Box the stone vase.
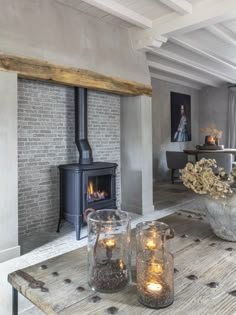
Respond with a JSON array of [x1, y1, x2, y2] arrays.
[[204, 195, 236, 241]]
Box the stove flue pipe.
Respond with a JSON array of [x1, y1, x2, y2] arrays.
[[75, 87, 93, 165]]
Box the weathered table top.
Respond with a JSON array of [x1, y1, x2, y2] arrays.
[[8, 212, 236, 315]]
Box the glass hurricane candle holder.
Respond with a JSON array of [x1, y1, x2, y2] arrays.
[[86, 209, 131, 293], [136, 221, 174, 309]]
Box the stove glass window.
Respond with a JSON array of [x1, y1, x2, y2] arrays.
[[87, 175, 111, 203]]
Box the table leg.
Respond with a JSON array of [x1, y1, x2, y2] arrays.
[[12, 287, 18, 315]]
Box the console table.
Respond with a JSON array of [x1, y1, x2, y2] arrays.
[[184, 148, 236, 155], [184, 148, 236, 161], [8, 212, 236, 315]]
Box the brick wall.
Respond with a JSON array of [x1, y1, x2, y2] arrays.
[[88, 91, 121, 205], [18, 79, 121, 237]]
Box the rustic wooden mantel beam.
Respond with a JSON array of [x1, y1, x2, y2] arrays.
[[0, 54, 152, 96]]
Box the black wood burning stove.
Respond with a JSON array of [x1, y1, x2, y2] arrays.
[[57, 162, 117, 240], [57, 87, 117, 240]]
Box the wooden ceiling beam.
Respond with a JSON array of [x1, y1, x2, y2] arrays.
[[160, 0, 192, 15], [131, 0, 236, 49], [148, 60, 220, 87], [206, 25, 236, 46], [171, 37, 236, 70], [150, 72, 202, 90], [149, 48, 236, 83], [81, 0, 152, 29], [0, 54, 152, 96], [134, 35, 168, 52]]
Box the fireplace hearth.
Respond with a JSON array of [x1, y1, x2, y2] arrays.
[[57, 87, 117, 240]]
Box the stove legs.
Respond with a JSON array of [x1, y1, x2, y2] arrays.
[[56, 216, 62, 233], [57, 202, 63, 233], [57, 212, 82, 240], [76, 214, 82, 240]]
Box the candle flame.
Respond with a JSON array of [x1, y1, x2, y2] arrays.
[[146, 239, 157, 250], [147, 282, 162, 292], [103, 238, 116, 249], [150, 263, 163, 274], [119, 259, 124, 270]]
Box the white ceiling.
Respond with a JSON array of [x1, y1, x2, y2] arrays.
[[57, 0, 236, 89]]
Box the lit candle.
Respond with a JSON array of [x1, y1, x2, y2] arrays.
[[119, 259, 124, 270], [103, 238, 116, 249], [150, 263, 163, 274], [147, 282, 163, 293], [146, 239, 157, 250]]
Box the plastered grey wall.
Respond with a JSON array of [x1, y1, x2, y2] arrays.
[[0, 0, 150, 85], [152, 78, 200, 182], [0, 71, 20, 262], [18, 79, 121, 237], [199, 85, 228, 146], [121, 95, 154, 215]]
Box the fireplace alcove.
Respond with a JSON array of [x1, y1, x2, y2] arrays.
[[57, 87, 118, 240], [0, 55, 154, 262]]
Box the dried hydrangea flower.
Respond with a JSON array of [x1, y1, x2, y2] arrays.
[[231, 168, 236, 177], [180, 158, 234, 200]]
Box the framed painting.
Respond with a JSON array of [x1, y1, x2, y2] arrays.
[[171, 92, 191, 142]]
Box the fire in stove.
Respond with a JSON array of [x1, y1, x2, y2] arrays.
[[87, 180, 108, 202]]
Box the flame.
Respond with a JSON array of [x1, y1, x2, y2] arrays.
[[88, 181, 94, 196], [87, 180, 106, 201], [207, 136, 215, 143], [103, 238, 116, 249], [146, 239, 157, 250], [119, 259, 124, 270], [150, 263, 163, 274]]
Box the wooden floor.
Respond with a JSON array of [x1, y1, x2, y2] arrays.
[[9, 211, 236, 315]]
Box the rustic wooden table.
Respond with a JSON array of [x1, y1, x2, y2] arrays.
[[8, 212, 236, 315]]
